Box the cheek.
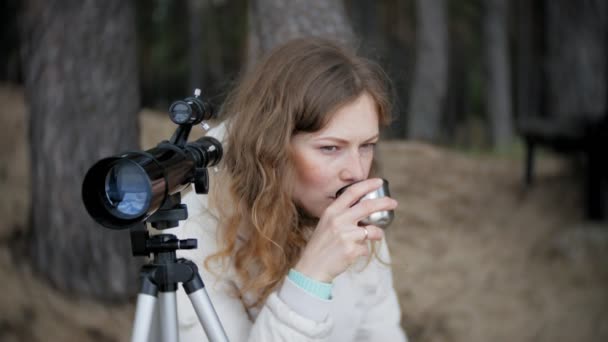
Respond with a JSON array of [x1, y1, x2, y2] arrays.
[[293, 153, 328, 186], [293, 148, 340, 192], [364, 155, 374, 177]]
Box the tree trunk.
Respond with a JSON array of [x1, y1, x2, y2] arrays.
[[20, 0, 141, 300], [407, 0, 448, 142], [514, 0, 540, 128], [188, 0, 205, 91], [483, 0, 514, 148], [347, 0, 412, 140], [347, 0, 384, 58], [247, 0, 355, 66]]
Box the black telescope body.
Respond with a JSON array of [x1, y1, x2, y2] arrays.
[[82, 136, 222, 229], [82, 90, 221, 230]]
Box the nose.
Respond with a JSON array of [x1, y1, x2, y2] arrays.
[[338, 150, 366, 182]]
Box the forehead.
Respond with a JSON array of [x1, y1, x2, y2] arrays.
[[314, 92, 379, 139]]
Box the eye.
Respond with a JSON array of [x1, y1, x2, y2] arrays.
[[320, 145, 339, 153], [361, 143, 377, 151]]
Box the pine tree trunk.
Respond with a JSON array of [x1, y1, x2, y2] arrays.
[[188, 0, 205, 91], [484, 0, 514, 148], [407, 0, 448, 142], [20, 0, 141, 300], [247, 0, 355, 65]]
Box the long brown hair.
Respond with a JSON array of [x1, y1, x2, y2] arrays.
[[207, 37, 392, 308]]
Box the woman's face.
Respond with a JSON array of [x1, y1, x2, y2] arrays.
[[291, 92, 380, 218]]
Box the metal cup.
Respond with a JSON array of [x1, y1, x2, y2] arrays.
[[335, 179, 394, 229]]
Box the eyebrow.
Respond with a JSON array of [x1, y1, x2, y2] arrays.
[[315, 134, 380, 144]]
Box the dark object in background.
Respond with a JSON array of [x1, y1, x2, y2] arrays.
[[520, 115, 608, 221], [515, 0, 608, 222]]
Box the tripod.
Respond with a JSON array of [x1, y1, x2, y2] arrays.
[[129, 195, 229, 342]]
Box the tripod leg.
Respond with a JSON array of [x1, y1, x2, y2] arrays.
[[159, 291, 179, 342], [183, 273, 229, 342], [131, 277, 158, 342]]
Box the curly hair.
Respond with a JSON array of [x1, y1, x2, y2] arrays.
[[207, 37, 392, 308]]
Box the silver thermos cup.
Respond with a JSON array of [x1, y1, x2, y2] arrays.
[[335, 179, 394, 229]]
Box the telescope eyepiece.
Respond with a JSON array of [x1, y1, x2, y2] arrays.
[[168, 96, 213, 125]]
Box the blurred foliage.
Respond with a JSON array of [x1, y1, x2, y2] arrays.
[[5, 0, 599, 152], [1, 0, 493, 145], [133, 0, 493, 145], [136, 0, 248, 111], [446, 0, 486, 147]]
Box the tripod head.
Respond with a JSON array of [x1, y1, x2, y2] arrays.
[[130, 192, 197, 257]]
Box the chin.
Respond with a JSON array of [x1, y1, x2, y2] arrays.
[[307, 205, 326, 219], [295, 197, 331, 220]]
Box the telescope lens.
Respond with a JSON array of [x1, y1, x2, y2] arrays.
[[103, 160, 152, 219], [169, 101, 192, 124]]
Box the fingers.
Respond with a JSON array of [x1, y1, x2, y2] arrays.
[[343, 225, 384, 258], [346, 196, 398, 222], [343, 225, 384, 243], [361, 225, 384, 241], [323, 177, 397, 226]]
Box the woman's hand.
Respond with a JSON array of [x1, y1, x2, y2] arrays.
[[294, 178, 398, 283]]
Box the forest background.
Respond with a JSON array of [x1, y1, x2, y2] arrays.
[[0, 0, 607, 341]]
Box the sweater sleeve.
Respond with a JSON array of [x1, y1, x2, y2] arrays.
[[171, 190, 334, 342], [354, 239, 408, 342]]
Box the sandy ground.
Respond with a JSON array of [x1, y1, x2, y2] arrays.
[[1, 84, 607, 341]]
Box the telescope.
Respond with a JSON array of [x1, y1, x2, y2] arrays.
[[82, 89, 222, 230], [82, 90, 230, 342]]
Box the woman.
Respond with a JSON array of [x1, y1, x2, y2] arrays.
[[173, 37, 407, 341]]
